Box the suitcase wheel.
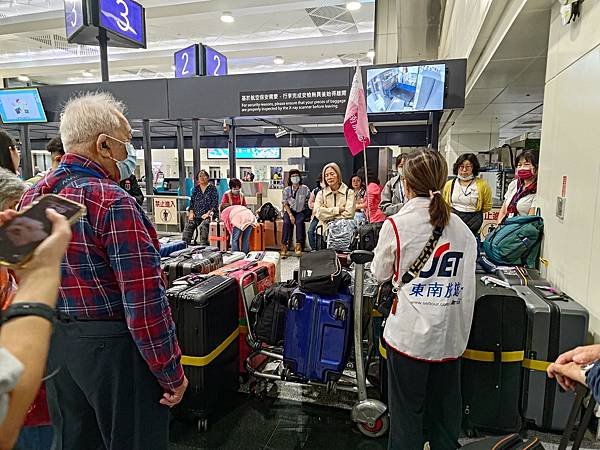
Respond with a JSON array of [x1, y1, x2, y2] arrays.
[[333, 304, 346, 321], [288, 296, 300, 310], [357, 415, 389, 438]]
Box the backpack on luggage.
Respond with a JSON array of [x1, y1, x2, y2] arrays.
[[257, 202, 279, 246], [350, 222, 383, 252], [461, 281, 527, 435], [166, 275, 239, 429], [482, 215, 543, 268], [298, 249, 345, 297], [326, 218, 357, 252], [250, 280, 298, 347], [283, 287, 353, 383]]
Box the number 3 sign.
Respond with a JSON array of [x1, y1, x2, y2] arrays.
[[98, 0, 146, 48]]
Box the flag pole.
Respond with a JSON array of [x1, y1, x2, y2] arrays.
[[362, 139, 371, 222]]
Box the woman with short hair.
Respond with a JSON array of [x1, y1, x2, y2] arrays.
[[281, 169, 310, 256], [442, 153, 492, 235]]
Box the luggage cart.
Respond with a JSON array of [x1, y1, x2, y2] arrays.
[[240, 250, 389, 438]]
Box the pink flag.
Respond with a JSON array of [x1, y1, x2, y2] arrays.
[[343, 65, 370, 156]]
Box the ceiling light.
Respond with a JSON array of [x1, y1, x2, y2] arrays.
[[346, 2, 361, 11], [220, 11, 234, 23], [275, 127, 288, 138], [367, 49, 375, 59], [273, 56, 285, 65], [82, 70, 93, 78], [17, 75, 30, 82]]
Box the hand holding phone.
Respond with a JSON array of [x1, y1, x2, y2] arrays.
[[0, 194, 84, 269]]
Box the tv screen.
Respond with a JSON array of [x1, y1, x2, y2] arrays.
[[207, 147, 281, 159], [366, 64, 446, 114], [0, 88, 48, 124]]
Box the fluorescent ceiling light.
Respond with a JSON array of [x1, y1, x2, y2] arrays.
[[17, 75, 30, 82], [273, 56, 285, 65], [346, 2, 361, 11], [82, 70, 93, 78], [220, 11, 234, 23], [367, 49, 375, 59]]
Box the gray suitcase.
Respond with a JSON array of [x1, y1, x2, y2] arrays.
[[512, 285, 589, 431]]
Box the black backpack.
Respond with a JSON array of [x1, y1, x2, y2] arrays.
[[350, 222, 383, 252], [257, 202, 280, 245], [250, 280, 298, 346]]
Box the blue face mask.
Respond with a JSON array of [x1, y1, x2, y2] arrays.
[[105, 135, 136, 181]]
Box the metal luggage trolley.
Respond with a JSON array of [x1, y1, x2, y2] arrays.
[[240, 250, 390, 438]]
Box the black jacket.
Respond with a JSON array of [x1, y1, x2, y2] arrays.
[[120, 175, 144, 206]]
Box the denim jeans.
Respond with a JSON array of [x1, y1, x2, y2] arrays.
[[282, 210, 307, 249], [307, 217, 319, 251], [231, 226, 253, 253]]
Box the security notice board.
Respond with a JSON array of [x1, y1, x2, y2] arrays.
[[240, 87, 348, 116]]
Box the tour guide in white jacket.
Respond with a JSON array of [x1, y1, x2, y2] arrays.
[[371, 149, 477, 450]]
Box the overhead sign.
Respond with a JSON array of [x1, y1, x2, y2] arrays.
[[174, 44, 200, 78], [154, 197, 179, 226], [203, 45, 228, 77], [207, 148, 281, 160], [98, 0, 146, 48], [240, 87, 348, 116], [64, 0, 85, 40]]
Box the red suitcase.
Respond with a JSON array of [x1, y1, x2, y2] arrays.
[[249, 223, 265, 252], [210, 260, 276, 375]]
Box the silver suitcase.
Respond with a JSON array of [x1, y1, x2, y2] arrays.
[[512, 285, 589, 431]]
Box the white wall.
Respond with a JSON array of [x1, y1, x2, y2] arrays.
[[537, 0, 600, 338], [438, 0, 494, 59]]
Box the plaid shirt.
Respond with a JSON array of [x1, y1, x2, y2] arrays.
[[19, 154, 184, 390]]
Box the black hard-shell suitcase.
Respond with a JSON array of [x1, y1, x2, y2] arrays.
[[461, 280, 527, 435], [166, 275, 239, 430], [162, 246, 223, 286]]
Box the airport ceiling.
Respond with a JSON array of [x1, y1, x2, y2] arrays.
[[0, 0, 375, 85]]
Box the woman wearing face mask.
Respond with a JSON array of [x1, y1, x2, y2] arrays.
[[313, 162, 355, 237], [307, 175, 324, 251], [371, 149, 477, 450], [442, 153, 492, 236], [220, 178, 246, 212], [351, 174, 367, 224], [281, 169, 311, 256], [497, 150, 539, 224], [182, 169, 218, 245], [381, 154, 407, 216]]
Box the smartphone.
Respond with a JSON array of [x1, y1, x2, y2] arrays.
[[0, 194, 86, 268]]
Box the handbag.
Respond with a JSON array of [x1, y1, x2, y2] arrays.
[[299, 249, 344, 296], [374, 218, 444, 316]]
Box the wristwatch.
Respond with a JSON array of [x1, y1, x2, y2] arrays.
[[1, 303, 56, 325]]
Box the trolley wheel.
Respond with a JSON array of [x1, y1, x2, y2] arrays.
[[197, 418, 208, 433], [357, 415, 389, 438]]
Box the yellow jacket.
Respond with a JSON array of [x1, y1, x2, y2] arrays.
[[443, 177, 493, 213]]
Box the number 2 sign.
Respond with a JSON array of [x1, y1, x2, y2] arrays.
[[174, 44, 200, 78], [203, 45, 228, 77]]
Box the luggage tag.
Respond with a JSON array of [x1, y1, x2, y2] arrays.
[[191, 253, 204, 260]]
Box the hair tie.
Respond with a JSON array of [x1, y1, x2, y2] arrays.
[[429, 190, 441, 199]]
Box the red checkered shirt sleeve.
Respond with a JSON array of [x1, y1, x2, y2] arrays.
[[102, 196, 185, 390]]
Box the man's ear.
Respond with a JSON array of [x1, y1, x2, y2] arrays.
[[96, 134, 111, 158]]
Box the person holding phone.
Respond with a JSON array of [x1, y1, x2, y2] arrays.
[[0, 208, 72, 450], [18, 92, 187, 450]]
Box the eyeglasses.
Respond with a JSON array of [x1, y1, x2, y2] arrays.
[[459, 164, 473, 170]]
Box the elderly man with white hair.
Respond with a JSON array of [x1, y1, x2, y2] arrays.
[[19, 92, 188, 450]]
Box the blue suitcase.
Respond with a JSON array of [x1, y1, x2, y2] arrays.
[[283, 288, 352, 383], [159, 239, 187, 257]]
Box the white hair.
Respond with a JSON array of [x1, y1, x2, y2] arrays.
[[59, 92, 126, 152], [0, 167, 27, 210]]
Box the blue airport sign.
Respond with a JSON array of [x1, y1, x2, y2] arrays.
[[98, 0, 146, 48], [174, 44, 200, 78]]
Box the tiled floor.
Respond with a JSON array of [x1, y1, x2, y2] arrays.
[[168, 253, 600, 449]]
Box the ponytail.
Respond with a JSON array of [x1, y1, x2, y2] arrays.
[[429, 192, 450, 229]]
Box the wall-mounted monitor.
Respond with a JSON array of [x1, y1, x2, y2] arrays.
[[0, 88, 48, 124], [208, 147, 281, 160], [366, 64, 446, 114]]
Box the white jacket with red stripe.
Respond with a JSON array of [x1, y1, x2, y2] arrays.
[[371, 197, 477, 361]]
